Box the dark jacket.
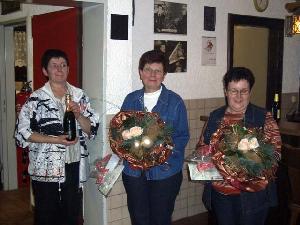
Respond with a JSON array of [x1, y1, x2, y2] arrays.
[[202, 103, 278, 215], [121, 84, 190, 180]]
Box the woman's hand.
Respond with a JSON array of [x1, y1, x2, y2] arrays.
[[57, 135, 78, 146], [28, 133, 78, 146], [67, 100, 91, 135], [68, 101, 82, 119]]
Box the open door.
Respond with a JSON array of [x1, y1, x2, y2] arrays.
[[0, 25, 18, 190], [228, 14, 284, 111], [32, 7, 82, 90]]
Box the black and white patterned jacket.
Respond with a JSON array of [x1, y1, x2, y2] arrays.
[[15, 82, 99, 184]]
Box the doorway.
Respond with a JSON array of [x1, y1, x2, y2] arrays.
[[0, 23, 26, 191], [0, 3, 105, 225], [228, 14, 284, 110]]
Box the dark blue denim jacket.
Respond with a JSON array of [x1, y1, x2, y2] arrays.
[[121, 84, 190, 180], [202, 103, 278, 215]]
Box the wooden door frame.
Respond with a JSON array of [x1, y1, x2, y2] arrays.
[[32, 7, 82, 90], [0, 24, 18, 190], [228, 14, 284, 110]]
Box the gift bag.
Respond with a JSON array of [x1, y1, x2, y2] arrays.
[[186, 145, 223, 181], [90, 154, 124, 196]]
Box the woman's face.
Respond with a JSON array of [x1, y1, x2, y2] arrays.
[[140, 63, 165, 93], [225, 79, 251, 114], [42, 57, 69, 85]]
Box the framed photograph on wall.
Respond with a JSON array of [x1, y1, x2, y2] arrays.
[[1, 1, 21, 15], [154, 40, 187, 73], [201, 36, 216, 66], [204, 6, 216, 31], [154, 0, 187, 34]]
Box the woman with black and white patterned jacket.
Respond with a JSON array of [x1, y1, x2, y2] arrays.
[[15, 49, 99, 225]]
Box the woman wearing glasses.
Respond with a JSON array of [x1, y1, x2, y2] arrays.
[[121, 50, 190, 225], [15, 49, 99, 225], [201, 67, 281, 225]]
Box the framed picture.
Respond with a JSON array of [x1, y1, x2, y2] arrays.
[[154, 40, 187, 73], [201, 36, 216, 66], [1, 1, 21, 15], [204, 6, 216, 31], [154, 0, 187, 34]]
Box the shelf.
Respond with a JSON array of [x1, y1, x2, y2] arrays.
[[285, 2, 300, 13]]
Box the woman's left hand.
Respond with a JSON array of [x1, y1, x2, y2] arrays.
[[68, 101, 82, 119], [68, 100, 91, 135]]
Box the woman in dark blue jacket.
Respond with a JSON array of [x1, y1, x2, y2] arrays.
[[202, 67, 281, 225], [121, 50, 189, 225]]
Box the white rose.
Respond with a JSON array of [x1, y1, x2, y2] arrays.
[[249, 137, 259, 149], [238, 138, 250, 152], [129, 126, 143, 137], [122, 130, 132, 140]]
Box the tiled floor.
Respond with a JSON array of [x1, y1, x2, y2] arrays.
[[0, 187, 208, 225], [0, 187, 294, 225]]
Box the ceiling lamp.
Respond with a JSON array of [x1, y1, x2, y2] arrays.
[[285, 1, 300, 36]]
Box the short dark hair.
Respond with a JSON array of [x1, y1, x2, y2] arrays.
[[223, 67, 255, 90], [138, 50, 168, 74], [41, 49, 69, 70]]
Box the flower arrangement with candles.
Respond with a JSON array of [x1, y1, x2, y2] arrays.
[[109, 111, 173, 170], [212, 123, 276, 179], [204, 121, 278, 192], [187, 121, 278, 190]]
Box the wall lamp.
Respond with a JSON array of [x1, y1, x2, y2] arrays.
[[285, 1, 300, 36], [286, 14, 300, 36]]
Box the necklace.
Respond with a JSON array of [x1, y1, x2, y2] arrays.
[[49, 82, 69, 99]]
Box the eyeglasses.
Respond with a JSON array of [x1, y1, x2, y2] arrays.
[[143, 67, 164, 75], [48, 63, 68, 71], [227, 89, 250, 96]]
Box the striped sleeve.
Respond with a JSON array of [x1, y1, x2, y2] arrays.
[[263, 112, 282, 161]]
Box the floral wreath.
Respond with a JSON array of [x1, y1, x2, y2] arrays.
[[109, 111, 173, 170], [210, 119, 277, 192]]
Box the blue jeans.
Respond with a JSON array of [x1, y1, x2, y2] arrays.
[[122, 171, 182, 225], [211, 188, 268, 225]]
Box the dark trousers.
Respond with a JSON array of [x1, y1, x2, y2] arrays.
[[211, 188, 268, 225], [32, 162, 81, 225], [122, 171, 182, 225]]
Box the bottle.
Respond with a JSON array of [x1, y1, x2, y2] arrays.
[[272, 93, 280, 122], [63, 94, 76, 141]]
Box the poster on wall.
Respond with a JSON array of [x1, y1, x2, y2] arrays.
[[201, 36, 216, 66], [154, 40, 187, 73], [154, 0, 187, 34]]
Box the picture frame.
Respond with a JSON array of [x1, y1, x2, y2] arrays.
[[154, 40, 187, 73], [1, 1, 21, 15], [201, 36, 216, 66], [154, 0, 187, 34], [204, 6, 216, 31]]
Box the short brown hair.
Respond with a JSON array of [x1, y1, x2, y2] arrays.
[[138, 50, 168, 74]]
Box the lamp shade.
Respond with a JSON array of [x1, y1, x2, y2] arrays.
[[286, 15, 300, 36], [292, 15, 300, 34]]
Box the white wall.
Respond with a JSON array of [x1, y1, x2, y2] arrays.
[[133, 0, 300, 101], [2, 0, 299, 113], [82, 4, 106, 225], [105, 0, 133, 114]]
